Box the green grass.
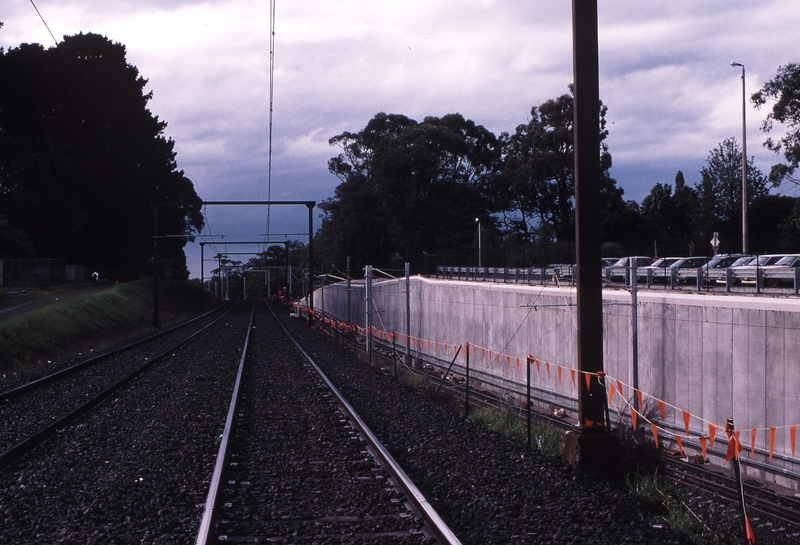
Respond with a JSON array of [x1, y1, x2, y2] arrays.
[[467, 404, 562, 455], [0, 278, 213, 374], [398, 368, 431, 391]]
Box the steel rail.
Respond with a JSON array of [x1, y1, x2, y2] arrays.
[[195, 301, 255, 545], [268, 302, 463, 545], [665, 458, 800, 529], [0, 303, 228, 402], [0, 303, 237, 469]]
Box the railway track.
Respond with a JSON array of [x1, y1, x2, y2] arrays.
[[0, 303, 234, 466], [196, 300, 458, 544], [3, 297, 777, 544], [665, 457, 800, 537]]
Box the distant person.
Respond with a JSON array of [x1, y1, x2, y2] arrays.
[[92, 271, 99, 286]]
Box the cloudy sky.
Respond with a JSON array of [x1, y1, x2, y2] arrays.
[[3, 1, 799, 277]]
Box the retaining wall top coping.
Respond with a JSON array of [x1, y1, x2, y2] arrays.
[[404, 276, 800, 313]]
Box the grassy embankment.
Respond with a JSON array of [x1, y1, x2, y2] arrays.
[[0, 278, 216, 375]]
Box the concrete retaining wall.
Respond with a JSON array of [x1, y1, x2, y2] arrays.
[[314, 276, 800, 488]]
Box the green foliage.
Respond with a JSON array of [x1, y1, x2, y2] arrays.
[[467, 403, 562, 454], [696, 137, 769, 229], [398, 368, 431, 391], [752, 62, 800, 186], [0, 279, 207, 373], [498, 90, 620, 243], [321, 112, 501, 270], [0, 33, 203, 278]]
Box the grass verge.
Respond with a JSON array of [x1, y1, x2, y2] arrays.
[[0, 278, 213, 374]]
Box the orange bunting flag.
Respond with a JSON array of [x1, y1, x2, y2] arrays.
[[709, 423, 717, 447], [682, 410, 691, 435], [507, 355, 511, 370], [630, 406, 638, 431], [419, 338, 423, 349], [608, 382, 617, 406], [570, 369, 576, 389], [585, 372, 592, 391], [751, 429, 757, 459], [727, 431, 745, 462], [489, 350, 493, 362], [658, 399, 666, 420], [482, 348, 486, 360], [546, 361, 552, 380], [636, 389, 643, 409], [769, 427, 776, 461], [725, 434, 737, 462], [471, 344, 476, 356], [557, 365, 563, 384], [651, 424, 659, 449], [616, 380, 624, 398], [745, 516, 756, 544], [515, 357, 520, 372], [535, 359, 541, 377], [435, 342, 439, 352], [427, 340, 431, 350], [700, 436, 707, 460], [675, 435, 684, 457], [791, 425, 797, 458]]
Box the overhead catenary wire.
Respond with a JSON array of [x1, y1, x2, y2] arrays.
[[29, 0, 58, 46]]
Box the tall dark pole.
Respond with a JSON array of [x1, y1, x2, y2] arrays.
[[200, 242, 205, 311], [731, 62, 748, 254], [307, 203, 314, 320], [572, 0, 604, 430], [152, 205, 160, 328], [284, 241, 290, 297]]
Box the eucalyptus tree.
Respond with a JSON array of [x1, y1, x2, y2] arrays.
[[752, 63, 800, 186], [322, 112, 502, 269], [498, 90, 618, 245]]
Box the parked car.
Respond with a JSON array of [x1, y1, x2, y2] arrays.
[[606, 256, 653, 282], [760, 254, 800, 287], [702, 254, 747, 284], [729, 254, 786, 285], [611, 256, 654, 268], [638, 257, 683, 283], [665, 257, 710, 283]]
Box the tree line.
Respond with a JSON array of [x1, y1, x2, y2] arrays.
[[4, 28, 800, 282], [315, 66, 800, 273], [0, 32, 203, 280]]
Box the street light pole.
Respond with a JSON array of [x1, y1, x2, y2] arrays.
[[475, 217, 481, 268], [731, 61, 748, 254]]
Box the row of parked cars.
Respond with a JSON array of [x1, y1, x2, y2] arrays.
[[602, 254, 800, 287]]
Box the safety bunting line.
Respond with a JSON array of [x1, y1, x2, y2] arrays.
[[292, 302, 797, 465]]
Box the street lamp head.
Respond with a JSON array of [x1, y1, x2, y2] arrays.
[[475, 217, 480, 223], [730, 61, 743, 67]]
